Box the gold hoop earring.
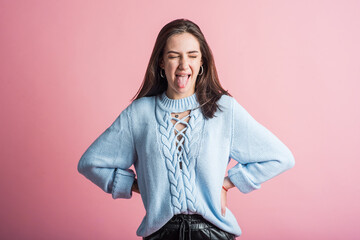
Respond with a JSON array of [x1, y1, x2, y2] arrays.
[[160, 68, 165, 78], [198, 65, 204, 76]]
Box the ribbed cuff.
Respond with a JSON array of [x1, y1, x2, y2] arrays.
[[112, 168, 136, 199], [228, 163, 261, 194]]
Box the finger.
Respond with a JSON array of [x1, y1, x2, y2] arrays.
[[222, 195, 227, 216], [222, 207, 226, 216], [221, 200, 226, 216]]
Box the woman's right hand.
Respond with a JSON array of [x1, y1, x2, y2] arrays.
[[132, 178, 140, 194]]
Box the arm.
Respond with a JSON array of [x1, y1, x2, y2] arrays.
[[228, 98, 295, 194], [77, 105, 137, 199]]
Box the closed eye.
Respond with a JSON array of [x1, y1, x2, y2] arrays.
[[168, 55, 198, 59]]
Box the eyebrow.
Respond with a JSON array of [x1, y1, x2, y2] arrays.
[[166, 50, 199, 54]]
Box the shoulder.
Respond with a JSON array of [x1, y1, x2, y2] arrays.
[[124, 95, 157, 116], [217, 94, 234, 104], [218, 94, 248, 111], [216, 94, 251, 119], [216, 94, 236, 111]]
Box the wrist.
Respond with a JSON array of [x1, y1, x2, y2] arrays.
[[223, 176, 235, 190]]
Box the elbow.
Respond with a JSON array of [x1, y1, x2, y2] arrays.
[[282, 150, 295, 171], [77, 156, 88, 175], [77, 159, 84, 175], [273, 148, 295, 174]]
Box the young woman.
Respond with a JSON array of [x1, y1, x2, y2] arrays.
[[78, 18, 295, 240]]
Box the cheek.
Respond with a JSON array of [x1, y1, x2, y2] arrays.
[[165, 62, 177, 72], [192, 59, 202, 67], [191, 64, 201, 72]]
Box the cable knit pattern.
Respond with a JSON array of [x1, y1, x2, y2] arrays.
[[156, 107, 186, 213], [180, 109, 205, 214], [155, 93, 205, 215], [78, 90, 295, 238]]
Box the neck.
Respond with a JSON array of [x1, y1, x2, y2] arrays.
[[165, 89, 195, 100]]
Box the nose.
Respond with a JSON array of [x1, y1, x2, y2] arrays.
[[178, 57, 189, 70]]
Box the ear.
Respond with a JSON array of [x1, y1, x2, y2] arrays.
[[159, 58, 164, 69]]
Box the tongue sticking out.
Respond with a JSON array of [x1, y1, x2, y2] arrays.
[[176, 75, 189, 88]]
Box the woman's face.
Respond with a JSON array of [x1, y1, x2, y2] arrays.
[[160, 32, 203, 99]]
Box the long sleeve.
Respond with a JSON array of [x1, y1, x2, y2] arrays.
[[77, 105, 137, 199], [228, 98, 295, 194]]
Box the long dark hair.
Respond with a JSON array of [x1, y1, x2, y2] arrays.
[[131, 18, 231, 119]]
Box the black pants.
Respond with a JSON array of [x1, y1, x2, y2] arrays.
[[143, 214, 236, 240]]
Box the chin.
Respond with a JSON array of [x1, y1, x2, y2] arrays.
[[178, 88, 195, 95]]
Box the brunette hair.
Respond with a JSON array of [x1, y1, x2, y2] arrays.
[[131, 18, 231, 119]]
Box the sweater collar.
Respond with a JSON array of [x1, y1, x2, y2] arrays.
[[157, 91, 200, 112]]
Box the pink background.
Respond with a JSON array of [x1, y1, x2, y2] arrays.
[[1, 0, 359, 239]]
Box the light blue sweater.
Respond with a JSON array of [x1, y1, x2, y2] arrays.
[[77, 91, 295, 237]]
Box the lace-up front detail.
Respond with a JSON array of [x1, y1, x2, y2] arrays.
[[171, 111, 191, 170], [155, 92, 206, 215]]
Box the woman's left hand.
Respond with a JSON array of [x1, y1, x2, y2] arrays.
[[221, 186, 228, 217], [221, 176, 235, 217]]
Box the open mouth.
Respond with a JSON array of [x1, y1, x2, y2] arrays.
[[175, 74, 191, 88], [175, 74, 191, 77]]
